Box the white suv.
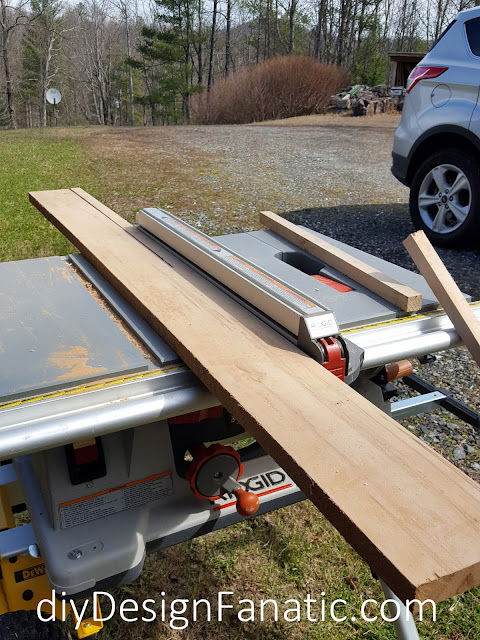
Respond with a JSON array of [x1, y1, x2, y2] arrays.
[[392, 6, 480, 248]]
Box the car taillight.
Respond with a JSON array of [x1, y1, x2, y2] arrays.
[[406, 66, 448, 93]]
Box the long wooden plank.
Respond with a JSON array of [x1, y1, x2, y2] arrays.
[[30, 189, 480, 605], [260, 210, 422, 312], [404, 230, 480, 365]]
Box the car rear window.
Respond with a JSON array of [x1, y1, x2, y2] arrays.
[[429, 19, 456, 51], [466, 17, 480, 56]]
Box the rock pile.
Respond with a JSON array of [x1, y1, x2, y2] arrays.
[[329, 84, 404, 116]]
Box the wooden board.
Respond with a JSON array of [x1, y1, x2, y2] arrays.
[[30, 189, 480, 605], [404, 230, 480, 366], [260, 210, 422, 312]]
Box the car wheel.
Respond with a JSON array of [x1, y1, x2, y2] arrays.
[[410, 148, 480, 248], [0, 610, 71, 639]]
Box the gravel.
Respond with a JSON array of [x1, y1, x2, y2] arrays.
[[166, 114, 480, 480], [454, 447, 467, 460], [394, 346, 480, 481], [160, 115, 408, 235]]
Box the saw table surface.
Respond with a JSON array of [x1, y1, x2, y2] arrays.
[[217, 229, 443, 329], [0, 256, 155, 403]]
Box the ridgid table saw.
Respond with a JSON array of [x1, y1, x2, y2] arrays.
[[0, 208, 479, 639]]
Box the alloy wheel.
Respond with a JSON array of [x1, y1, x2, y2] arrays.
[[418, 163, 471, 234]]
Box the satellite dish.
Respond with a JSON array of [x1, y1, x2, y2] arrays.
[[46, 88, 62, 104]]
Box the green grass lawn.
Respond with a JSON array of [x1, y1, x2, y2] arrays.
[[0, 129, 93, 261], [1, 127, 479, 640]]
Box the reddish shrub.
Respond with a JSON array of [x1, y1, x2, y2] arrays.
[[191, 55, 347, 125]]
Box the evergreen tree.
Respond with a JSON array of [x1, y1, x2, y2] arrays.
[[130, 0, 196, 124]]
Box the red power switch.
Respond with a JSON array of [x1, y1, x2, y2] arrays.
[[73, 438, 99, 465], [64, 437, 107, 485]]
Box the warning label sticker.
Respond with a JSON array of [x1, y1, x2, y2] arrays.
[[59, 471, 173, 529]]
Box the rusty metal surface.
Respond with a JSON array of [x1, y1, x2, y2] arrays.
[[0, 256, 151, 403]]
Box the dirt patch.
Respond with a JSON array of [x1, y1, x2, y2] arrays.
[[75, 127, 223, 223], [253, 112, 402, 128]]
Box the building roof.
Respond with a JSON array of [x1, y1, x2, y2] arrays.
[[388, 52, 426, 62]]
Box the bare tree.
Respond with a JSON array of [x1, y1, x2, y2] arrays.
[[207, 0, 217, 89], [193, 0, 204, 83], [115, 0, 135, 124], [0, 0, 36, 128], [225, 0, 231, 74], [22, 0, 64, 126], [78, 0, 111, 124], [313, 0, 326, 60]]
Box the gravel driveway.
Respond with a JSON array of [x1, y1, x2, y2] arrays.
[[169, 115, 409, 227], [164, 114, 480, 480]]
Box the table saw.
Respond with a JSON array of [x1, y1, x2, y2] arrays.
[[1, 210, 479, 639]]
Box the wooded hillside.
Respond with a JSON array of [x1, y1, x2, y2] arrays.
[[0, 0, 470, 128]]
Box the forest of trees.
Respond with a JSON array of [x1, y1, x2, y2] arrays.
[[0, 0, 478, 128]]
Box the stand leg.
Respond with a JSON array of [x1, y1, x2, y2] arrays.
[[380, 580, 421, 640]]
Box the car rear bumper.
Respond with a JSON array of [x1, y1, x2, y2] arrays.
[[391, 152, 409, 186]]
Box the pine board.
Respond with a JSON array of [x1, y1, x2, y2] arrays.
[[404, 230, 480, 366], [260, 210, 422, 312]]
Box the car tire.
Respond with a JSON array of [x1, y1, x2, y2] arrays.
[[0, 609, 71, 639], [410, 148, 480, 248]]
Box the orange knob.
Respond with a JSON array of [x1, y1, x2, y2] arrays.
[[234, 488, 260, 517], [386, 360, 414, 382]]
